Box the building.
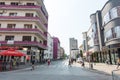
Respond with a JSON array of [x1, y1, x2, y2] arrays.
[[101, 0, 120, 64], [0, 0, 48, 63], [53, 37, 60, 60], [60, 47, 65, 59], [69, 38, 79, 59], [44, 33, 53, 60], [82, 0, 120, 64]]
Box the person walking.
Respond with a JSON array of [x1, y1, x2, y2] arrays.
[[31, 59, 35, 70], [47, 59, 50, 66], [68, 59, 71, 67], [116, 58, 120, 69]]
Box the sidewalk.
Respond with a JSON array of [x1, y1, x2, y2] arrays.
[[73, 62, 120, 75], [0, 63, 40, 72]]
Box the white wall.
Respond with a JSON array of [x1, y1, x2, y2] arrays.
[[44, 33, 53, 59]]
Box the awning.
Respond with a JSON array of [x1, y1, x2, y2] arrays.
[[0, 49, 26, 57]]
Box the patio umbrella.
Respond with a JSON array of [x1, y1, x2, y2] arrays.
[[0, 49, 26, 57]]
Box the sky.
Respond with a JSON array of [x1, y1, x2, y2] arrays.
[[44, 0, 108, 55]]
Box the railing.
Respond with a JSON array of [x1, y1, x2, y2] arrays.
[[0, 28, 47, 40], [0, 5, 48, 22], [0, 16, 47, 30], [0, 41, 47, 49], [112, 69, 120, 80]]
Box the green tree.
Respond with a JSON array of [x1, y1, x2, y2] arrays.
[[80, 50, 83, 57]]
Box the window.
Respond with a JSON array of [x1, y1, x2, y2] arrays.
[[26, 3, 34, 6], [40, 40, 42, 43], [0, 13, 3, 16], [110, 7, 118, 19], [114, 26, 120, 38], [34, 37, 37, 42], [22, 36, 31, 41], [9, 13, 17, 16], [25, 13, 33, 17], [35, 26, 37, 29], [104, 26, 120, 41], [7, 24, 16, 28], [24, 24, 32, 28], [11, 2, 18, 6], [103, 12, 110, 25], [0, 2, 5, 5], [117, 6, 120, 16], [5, 36, 14, 41]]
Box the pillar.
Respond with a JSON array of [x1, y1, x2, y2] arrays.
[[117, 48, 120, 58], [108, 49, 112, 64]]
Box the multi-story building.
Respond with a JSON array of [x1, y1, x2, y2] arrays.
[[53, 37, 60, 60], [101, 0, 120, 64], [82, 0, 120, 64], [44, 33, 53, 60], [69, 38, 79, 59], [60, 47, 65, 59], [0, 0, 48, 63]]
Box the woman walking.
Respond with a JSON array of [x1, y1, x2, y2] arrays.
[[116, 58, 120, 69]]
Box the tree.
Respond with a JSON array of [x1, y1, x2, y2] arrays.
[[80, 50, 83, 57]]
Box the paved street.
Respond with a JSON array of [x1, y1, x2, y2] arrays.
[[0, 60, 112, 80]]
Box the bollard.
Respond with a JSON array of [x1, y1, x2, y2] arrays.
[[90, 63, 93, 69]]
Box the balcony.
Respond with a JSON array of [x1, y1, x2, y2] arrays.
[[0, 41, 47, 49], [0, 16, 47, 31], [0, 28, 47, 40], [0, 5, 48, 22]]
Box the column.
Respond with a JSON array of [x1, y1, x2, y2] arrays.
[[39, 49, 41, 63], [117, 48, 120, 58], [108, 49, 112, 64], [113, 49, 116, 64]]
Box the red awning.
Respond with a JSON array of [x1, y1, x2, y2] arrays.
[[0, 49, 26, 56]]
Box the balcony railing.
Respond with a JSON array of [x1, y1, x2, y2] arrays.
[[0, 41, 47, 49], [0, 28, 47, 40], [0, 16, 47, 31], [0, 5, 48, 21]]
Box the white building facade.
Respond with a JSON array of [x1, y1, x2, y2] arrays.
[[0, 0, 48, 63], [69, 38, 78, 59], [44, 33, 53, 60]]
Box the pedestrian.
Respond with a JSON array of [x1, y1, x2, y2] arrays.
[[68, 59, 71, 67], [81, 62, 85, 67], [105, 59, 109, 64], [47, 59, 50, 66], [31, 59, 35, 70], [116, 58, 120, 69]]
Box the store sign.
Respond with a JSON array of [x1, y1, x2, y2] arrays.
[[7, 40, 14, 45]]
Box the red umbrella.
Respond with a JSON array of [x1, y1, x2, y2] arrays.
[[0, 49, 26, 57]]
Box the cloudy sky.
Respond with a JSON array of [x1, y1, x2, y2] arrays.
[[44, 0, 108, 55]]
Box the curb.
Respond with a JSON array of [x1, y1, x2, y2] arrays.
[[82, 67, 111, 76], [0, 65, 40, 73]]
